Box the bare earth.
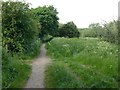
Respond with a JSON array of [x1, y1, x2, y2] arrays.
[[25, 44, 51, 88]]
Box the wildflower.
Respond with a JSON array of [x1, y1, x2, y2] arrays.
[[63, 44, 69, 47], [109, 65, 113, 69], [94, 51, 97, 54], [110, 52, 112, 55]]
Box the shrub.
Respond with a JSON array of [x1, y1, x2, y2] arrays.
[[2, 1, 39, 53], [59, 21, 80, 38]]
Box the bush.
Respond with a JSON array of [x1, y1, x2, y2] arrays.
[[2, 48, 30, 88], [59, 21, 80, 38], [2, 1, 39, 53], [2, 39, 41, 89], [2, 1, 41, 89]]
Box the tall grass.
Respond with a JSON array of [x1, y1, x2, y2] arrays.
[[45, 37, 118, 88], [0, 41, 2, 90], [2, 39, 41, 89]]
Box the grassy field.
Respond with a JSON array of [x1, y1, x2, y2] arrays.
[[45, 37, 118, 88]]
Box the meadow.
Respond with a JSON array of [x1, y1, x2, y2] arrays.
[[45, 37, 118, 88]]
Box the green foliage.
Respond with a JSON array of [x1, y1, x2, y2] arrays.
[[45, 63, 82, 88], [79, 23, 103, 38], [2, 1, 41, 89], [2, 48, 30, 88], [2, 39, 41, 89], [45, 37, 118, 88], [23, 38, 41, 59], [2, 1, 39, 52], [102, 21, 118, 44], [79, 21, 118, 44], [32, 5, 59, 40], [59, 21, 80, 38]]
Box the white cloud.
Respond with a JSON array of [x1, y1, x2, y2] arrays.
[[25, 0, 119, 28]]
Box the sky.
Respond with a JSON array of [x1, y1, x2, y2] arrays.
[[25, 0, 119, 28]]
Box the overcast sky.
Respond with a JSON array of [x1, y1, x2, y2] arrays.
[[25, 0, 119, 28]]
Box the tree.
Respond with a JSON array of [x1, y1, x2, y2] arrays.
[[59, 21, 80, 38], [2, 1, 39, 52], [32, 5, 59, 41], [102, 21, 118, 43], [88, 23, 103, 37]]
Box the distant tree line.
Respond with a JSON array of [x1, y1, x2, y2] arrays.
[[79, 21, 118, 44]]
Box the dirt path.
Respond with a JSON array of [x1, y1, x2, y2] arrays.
[[25, 43, 51, 88]]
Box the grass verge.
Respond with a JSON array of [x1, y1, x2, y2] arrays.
[[2, 39, 41, 89]]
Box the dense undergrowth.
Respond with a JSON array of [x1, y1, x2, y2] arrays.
[[2, 39, 41, 89], [45, 37, 118, 88]]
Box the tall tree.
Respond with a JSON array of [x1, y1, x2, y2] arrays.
[[32, 5, 59, 41]]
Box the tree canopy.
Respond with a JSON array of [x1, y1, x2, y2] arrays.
[[2, 1, 39, 52], [32, 5, 59, 41], [59, 21, 80, 38]]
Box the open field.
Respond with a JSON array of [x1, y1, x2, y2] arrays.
[[45, 37, 118, 88]]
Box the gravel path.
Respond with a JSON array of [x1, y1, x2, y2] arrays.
[[25, 44, 51, 88]]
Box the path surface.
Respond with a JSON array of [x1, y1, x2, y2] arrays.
[[25, 44, 51, 88]]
